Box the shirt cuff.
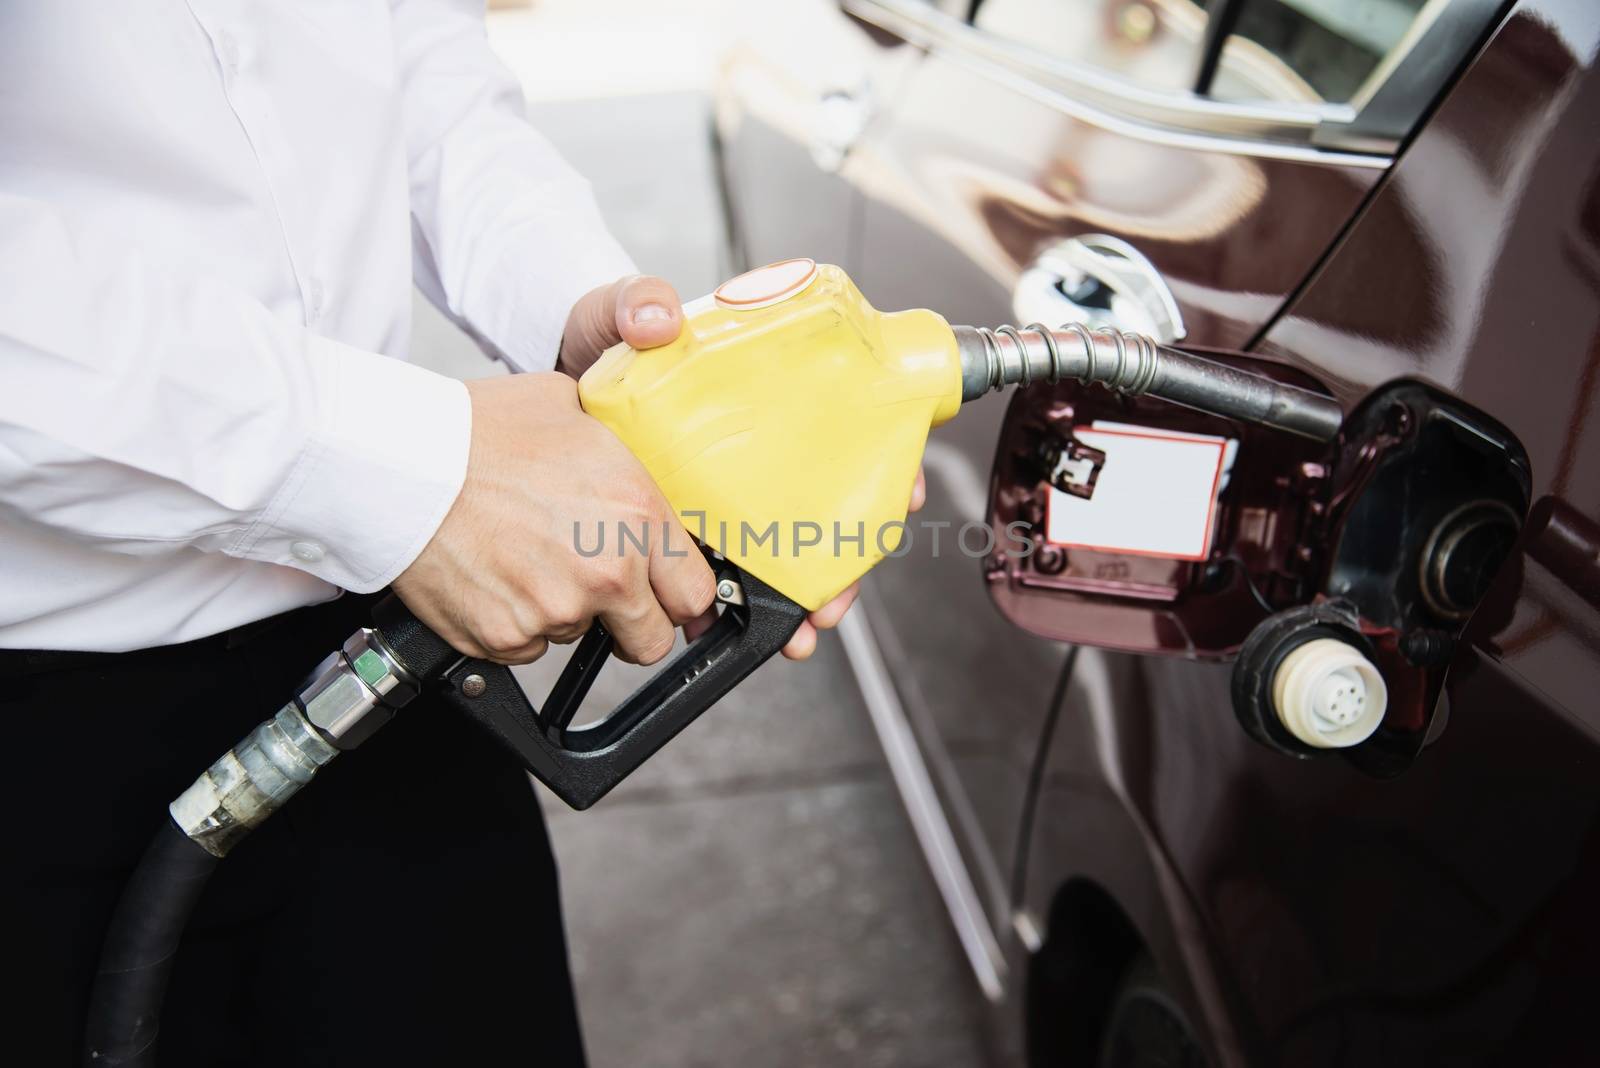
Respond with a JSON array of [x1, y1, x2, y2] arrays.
[[471, 184, 637, 373], [228, 337, 472, 593]]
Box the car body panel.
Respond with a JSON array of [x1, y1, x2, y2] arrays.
[[849, 55, 1381, 348], [836, 3, 1382, 955], [1019, 4, 1600, 1064]]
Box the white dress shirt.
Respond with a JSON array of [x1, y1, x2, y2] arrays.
[[0, 0, 636, 651]]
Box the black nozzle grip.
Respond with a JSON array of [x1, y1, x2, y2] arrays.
[[370, 593, 462, 680], [368, 562, 807, 809]]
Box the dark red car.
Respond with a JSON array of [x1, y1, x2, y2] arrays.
[[716, 1, 1600, 1064]]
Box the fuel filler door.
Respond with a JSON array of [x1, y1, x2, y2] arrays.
[[985, 356, 1530, 776]]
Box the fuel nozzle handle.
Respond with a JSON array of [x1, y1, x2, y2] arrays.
[[954, 323, 1343, 442]]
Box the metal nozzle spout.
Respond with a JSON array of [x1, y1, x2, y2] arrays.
[[954, 323, 1343, 442]]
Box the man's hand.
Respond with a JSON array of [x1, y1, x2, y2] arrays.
[[404, 272, 925, 665], [392, 372, 716, 665]]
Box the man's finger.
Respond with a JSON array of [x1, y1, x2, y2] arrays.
[[615, 274, 683, 350], [601, 597, 678, 666], [649, 522, 717, 626], [781, 621, 818, 661], [807, 582, 860, 631], [485, 636, 550, 667], [681, 606, 717, 644]]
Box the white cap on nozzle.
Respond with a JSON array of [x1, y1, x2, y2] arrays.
[[1270, 638, 1387, 749]]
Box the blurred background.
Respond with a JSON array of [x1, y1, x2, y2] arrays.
[[413, 3, 997, 1066]]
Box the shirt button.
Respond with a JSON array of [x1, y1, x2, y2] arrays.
[[290, 540, 326, 564], [306, 278, 325, 323], [217, 33, 240, 75]]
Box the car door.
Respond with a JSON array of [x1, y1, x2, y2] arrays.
[[828, 0, 1511, 1004], [712, 0, 927, 277], [1009, 7, 1600, 1063]]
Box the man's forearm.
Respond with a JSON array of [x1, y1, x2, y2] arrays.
[[0, 191, 469, 592], [395, 0, 636, 373]]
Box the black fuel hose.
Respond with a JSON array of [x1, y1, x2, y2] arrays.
[[82, 600, 423, 1065], [83, 818, 219, 1067], [81, 583, 754, 1060]]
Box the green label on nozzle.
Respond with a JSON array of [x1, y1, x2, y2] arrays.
[[353, 649, 388, 689]]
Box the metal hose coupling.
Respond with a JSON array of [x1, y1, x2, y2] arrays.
[[953, 322, 1343, 442], [168, 628, 420, 857]]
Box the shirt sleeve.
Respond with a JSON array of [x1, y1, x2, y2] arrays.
[[0, 192, 471, 594], [392, 0, 638, 373]]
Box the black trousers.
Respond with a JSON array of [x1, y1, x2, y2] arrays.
[[4, 593, 587, 1067]]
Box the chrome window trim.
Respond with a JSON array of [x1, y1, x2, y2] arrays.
[[928, 41, 1388, 166], [844, 0, 1509, 164]]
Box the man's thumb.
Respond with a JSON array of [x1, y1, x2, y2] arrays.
[[614, 274, 684, 350]]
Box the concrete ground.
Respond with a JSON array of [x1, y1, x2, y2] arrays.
[[411, 74, 995, 1068]]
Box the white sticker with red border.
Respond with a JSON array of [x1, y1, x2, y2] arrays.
[[1044, 422, 1238, 561], [713, 258, 818, 310]]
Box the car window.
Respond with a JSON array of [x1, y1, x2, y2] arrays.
[[1207, 0, 1435, 106], [971, 0, 1209, 95], [868, 0, 1501, 153]]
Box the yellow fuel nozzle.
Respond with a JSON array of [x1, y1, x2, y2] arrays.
[[579, 260, 961, 611], [578, 260, 1342, 613]]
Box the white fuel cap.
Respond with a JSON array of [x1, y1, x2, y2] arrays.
[[714, 258, 818, 311], [1270, 637, 1387, 749]]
